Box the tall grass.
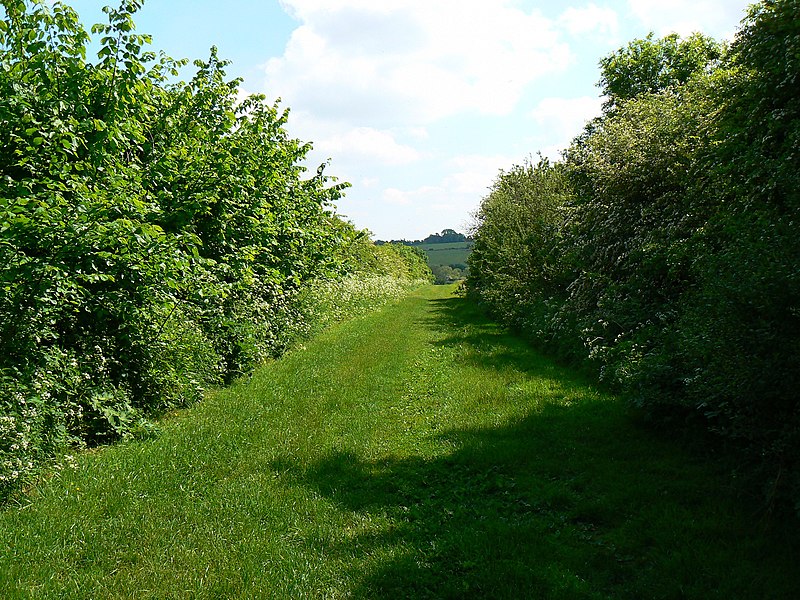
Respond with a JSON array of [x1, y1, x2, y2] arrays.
[[284, 274, 429, 345]]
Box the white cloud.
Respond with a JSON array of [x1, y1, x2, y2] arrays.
[[350, 153, 518, 238], [265, 0, 571, 125], [406, 127, 429, 140], [626, 0, 748, 38], [263, 0, 751, 241], [559, 3, 620, 41], [445, 154, 518, 196], [537, 144, 567, 162], [235, 86, 258, 108], [375, 182, 475, 238], [383, 188, 414, 206], [530, 95, 603, 149], [314, 127, 420, 166], [361, 177, 379, 188]]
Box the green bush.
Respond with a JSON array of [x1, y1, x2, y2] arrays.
[[563, 89, 710, 387], [672, 0, 800, 500], [467, 157, 575, 357], [337, 228, 432, 283], [466, 1, 800, 513], [254, 236, 433, 354], [0, 0, 369, 498]]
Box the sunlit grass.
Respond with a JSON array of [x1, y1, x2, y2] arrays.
[[1, 285, 797, 598]]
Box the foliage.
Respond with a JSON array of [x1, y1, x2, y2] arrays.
[[0, 0, 426, 499], [373, 243, 432, 282], [466, 1, 800, 514], [562, 88, 710, 386], [669, 0, 800, 499], [467, 157, 574, 353], [430, 263, 465, 285], [335, 226, 432, 283], [598, 31, 724, 111], [422, 228, 468, 244], [288, 274, 428, 343], [275, 238, 433, 345]]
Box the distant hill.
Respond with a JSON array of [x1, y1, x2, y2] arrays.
[[376, 230, 473, 284]]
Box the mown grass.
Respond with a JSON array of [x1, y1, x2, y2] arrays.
[[1, 285, 798, 598]]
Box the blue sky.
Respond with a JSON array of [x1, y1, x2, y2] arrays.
[[63, 0, 752, 240]]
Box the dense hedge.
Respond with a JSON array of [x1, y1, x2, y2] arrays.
[[467, 0, 800, 513], [0, 0, 430, 498]]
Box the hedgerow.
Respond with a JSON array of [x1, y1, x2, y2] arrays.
[[467, 0, 800, 514], [0, 0, 430, 499]]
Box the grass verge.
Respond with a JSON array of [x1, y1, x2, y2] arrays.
[[1, 285, 797, 598]]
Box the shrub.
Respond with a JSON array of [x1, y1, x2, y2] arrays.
[[467, 157, 574, 355], [466, 5, 800, 513], [0, 0, 359, 499]]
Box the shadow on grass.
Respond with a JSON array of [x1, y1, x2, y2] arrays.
[[271, 296, 800, 599], [423, 296, 590, 387], [275, 413, 633, 599]]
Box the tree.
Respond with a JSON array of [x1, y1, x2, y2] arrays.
[[423, 229, 467, 244], [598, 32, 724, 111]]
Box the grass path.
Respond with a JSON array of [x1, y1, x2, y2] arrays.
[[1, 285, 798, 598]]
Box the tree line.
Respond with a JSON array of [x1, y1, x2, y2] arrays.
[[467, 0, 799, 514], [377, 228, 471, 246], [0, 0, 430, 498]]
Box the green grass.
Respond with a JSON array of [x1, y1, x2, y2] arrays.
[[1, 285, 798, 598], [414, 242, 473, 267]]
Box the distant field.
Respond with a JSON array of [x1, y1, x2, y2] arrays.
[[414, 242, 473, 267]]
